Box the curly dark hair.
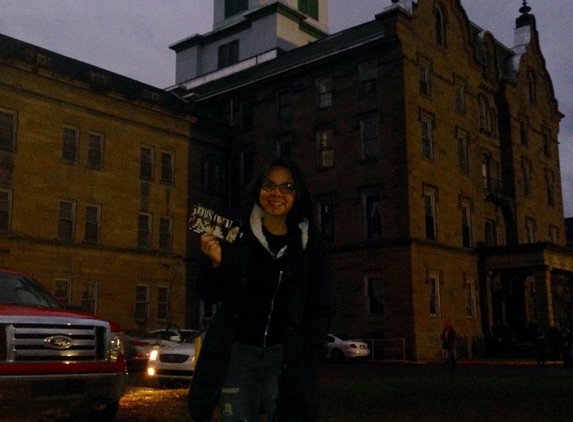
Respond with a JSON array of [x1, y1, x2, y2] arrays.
[[247, 157, 314, 228]]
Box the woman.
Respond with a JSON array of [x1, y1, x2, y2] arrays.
[[188, 157, 334, 422]]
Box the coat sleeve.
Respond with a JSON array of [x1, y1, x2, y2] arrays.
[[302, 232, 335, 367]]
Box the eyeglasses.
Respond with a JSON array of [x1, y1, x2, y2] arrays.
[[261, 180, 296, 194]]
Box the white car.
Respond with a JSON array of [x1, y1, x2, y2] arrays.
[[326, 334, 371, 362], [147, 334, 198, 387], [125, 328, 197, 371]]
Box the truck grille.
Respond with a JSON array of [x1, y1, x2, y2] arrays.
[[1, 319, 108, 362]]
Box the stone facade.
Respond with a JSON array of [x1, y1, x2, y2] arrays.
[[178, 0, 570, 360], [0, 34, 229, 334]]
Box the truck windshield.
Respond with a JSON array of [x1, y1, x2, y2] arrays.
[[0, 272, 63, 308]]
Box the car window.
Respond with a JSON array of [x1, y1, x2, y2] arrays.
[[0, 272, 63, 308]]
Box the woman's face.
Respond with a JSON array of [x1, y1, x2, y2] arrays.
[[259, 166, 296, 220]]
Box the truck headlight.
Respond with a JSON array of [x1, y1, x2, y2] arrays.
[[109, 333, 123, 362]]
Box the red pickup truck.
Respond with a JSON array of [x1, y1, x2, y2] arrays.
[[0, 268, 127, 420]]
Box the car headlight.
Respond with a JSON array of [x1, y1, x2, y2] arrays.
[[149, 349, 159, 361]]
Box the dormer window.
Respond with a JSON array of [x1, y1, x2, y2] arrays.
[[225, 0, 248, 18], [90, 71, 108, 86], [299, 0, 319, 20]]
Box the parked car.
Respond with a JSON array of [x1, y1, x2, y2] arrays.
[[0, 268, 127, 420], [147, 330, 204, 387], [125, 326, 197, 372], [326, 334, 371, 362]]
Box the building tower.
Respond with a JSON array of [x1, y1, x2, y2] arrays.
[[170, 0, 329, 88]]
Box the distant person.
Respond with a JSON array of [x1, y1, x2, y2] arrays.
[[440, 321, 457, 370]]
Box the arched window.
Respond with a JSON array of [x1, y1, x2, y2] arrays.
[[528, 69, 537, 105], [435, 6, 447, 48]]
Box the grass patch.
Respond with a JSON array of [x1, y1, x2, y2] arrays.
[[318, 363, 573, 422]]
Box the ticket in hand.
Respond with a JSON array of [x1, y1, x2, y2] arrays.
[[188, 204, 243, 243]]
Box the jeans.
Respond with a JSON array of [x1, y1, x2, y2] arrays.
[[219, 342, 284, 422]]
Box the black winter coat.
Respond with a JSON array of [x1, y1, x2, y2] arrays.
[[188, 215, 334, 422]]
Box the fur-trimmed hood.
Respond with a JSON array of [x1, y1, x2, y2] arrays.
[[249, 203, 309, 258]]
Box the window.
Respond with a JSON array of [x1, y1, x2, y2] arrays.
[[465, 278, 476, 318], [58, 200, 75, 241], [497, 225, 506, 246], [461, 202, 473, 248], [435, 6, 447, 48], [298, 0, 318, 20], [159, 216, 173, 252], [520, 118, 529, 146], [160, 151, 174, 183], [424, 189, 437, 241], [277, 89, 292, 122], [276, 141, 292, 159], [549, 225, 559, 244], [87, 132, 104, 168], [316, 127, 333, 169], [157, 286, 170, 321], [218, 40, 239, 68], [201, 156, 224, 195], [241, 101, 254, 131], [140, 146, 154, 180], [138, 213, 152, 248], [366, 277, 384, 317], [455, 82, 466, 114], [0, 109, 17, 150], [358, 60, 377, 98], [317, 200, 334, 244], [239, 150, 255, 188], [363, 192, 382, 239], [225, 0, 248, 18], [546, 169, 555, 206], [421, 116, 434, 160], [361, 115, 380, 160], [525, 217, 537, 243], [135, 285, 149, 321], [479, 97, 488, 131], [528, 69, 537, 105], [54, 279, 72, 305], [484, 219, 496, 246], [429, 274, 441, 316], [543, 130, 551, 157], [84, 204, 101, 244], [90, 71, 107, 86], [419, 62, 431, 95], [316, 75, 332, 109], [482, 153, 492, 190], [0, 189, 12, 232], [522, 159, 532, 197], [62, 126, 79, 163], [81, 281, 98, 314], [457, 130, 469, 173]]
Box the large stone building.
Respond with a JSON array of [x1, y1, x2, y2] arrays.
[[0, 33, 230, 335], [170, 0, 572, 360], [1, 0, 571, 361]]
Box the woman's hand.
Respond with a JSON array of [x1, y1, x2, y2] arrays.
[[200, 233, 222, 268]]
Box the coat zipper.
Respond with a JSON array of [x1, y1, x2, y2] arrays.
[[263, 270, 283, 348]]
